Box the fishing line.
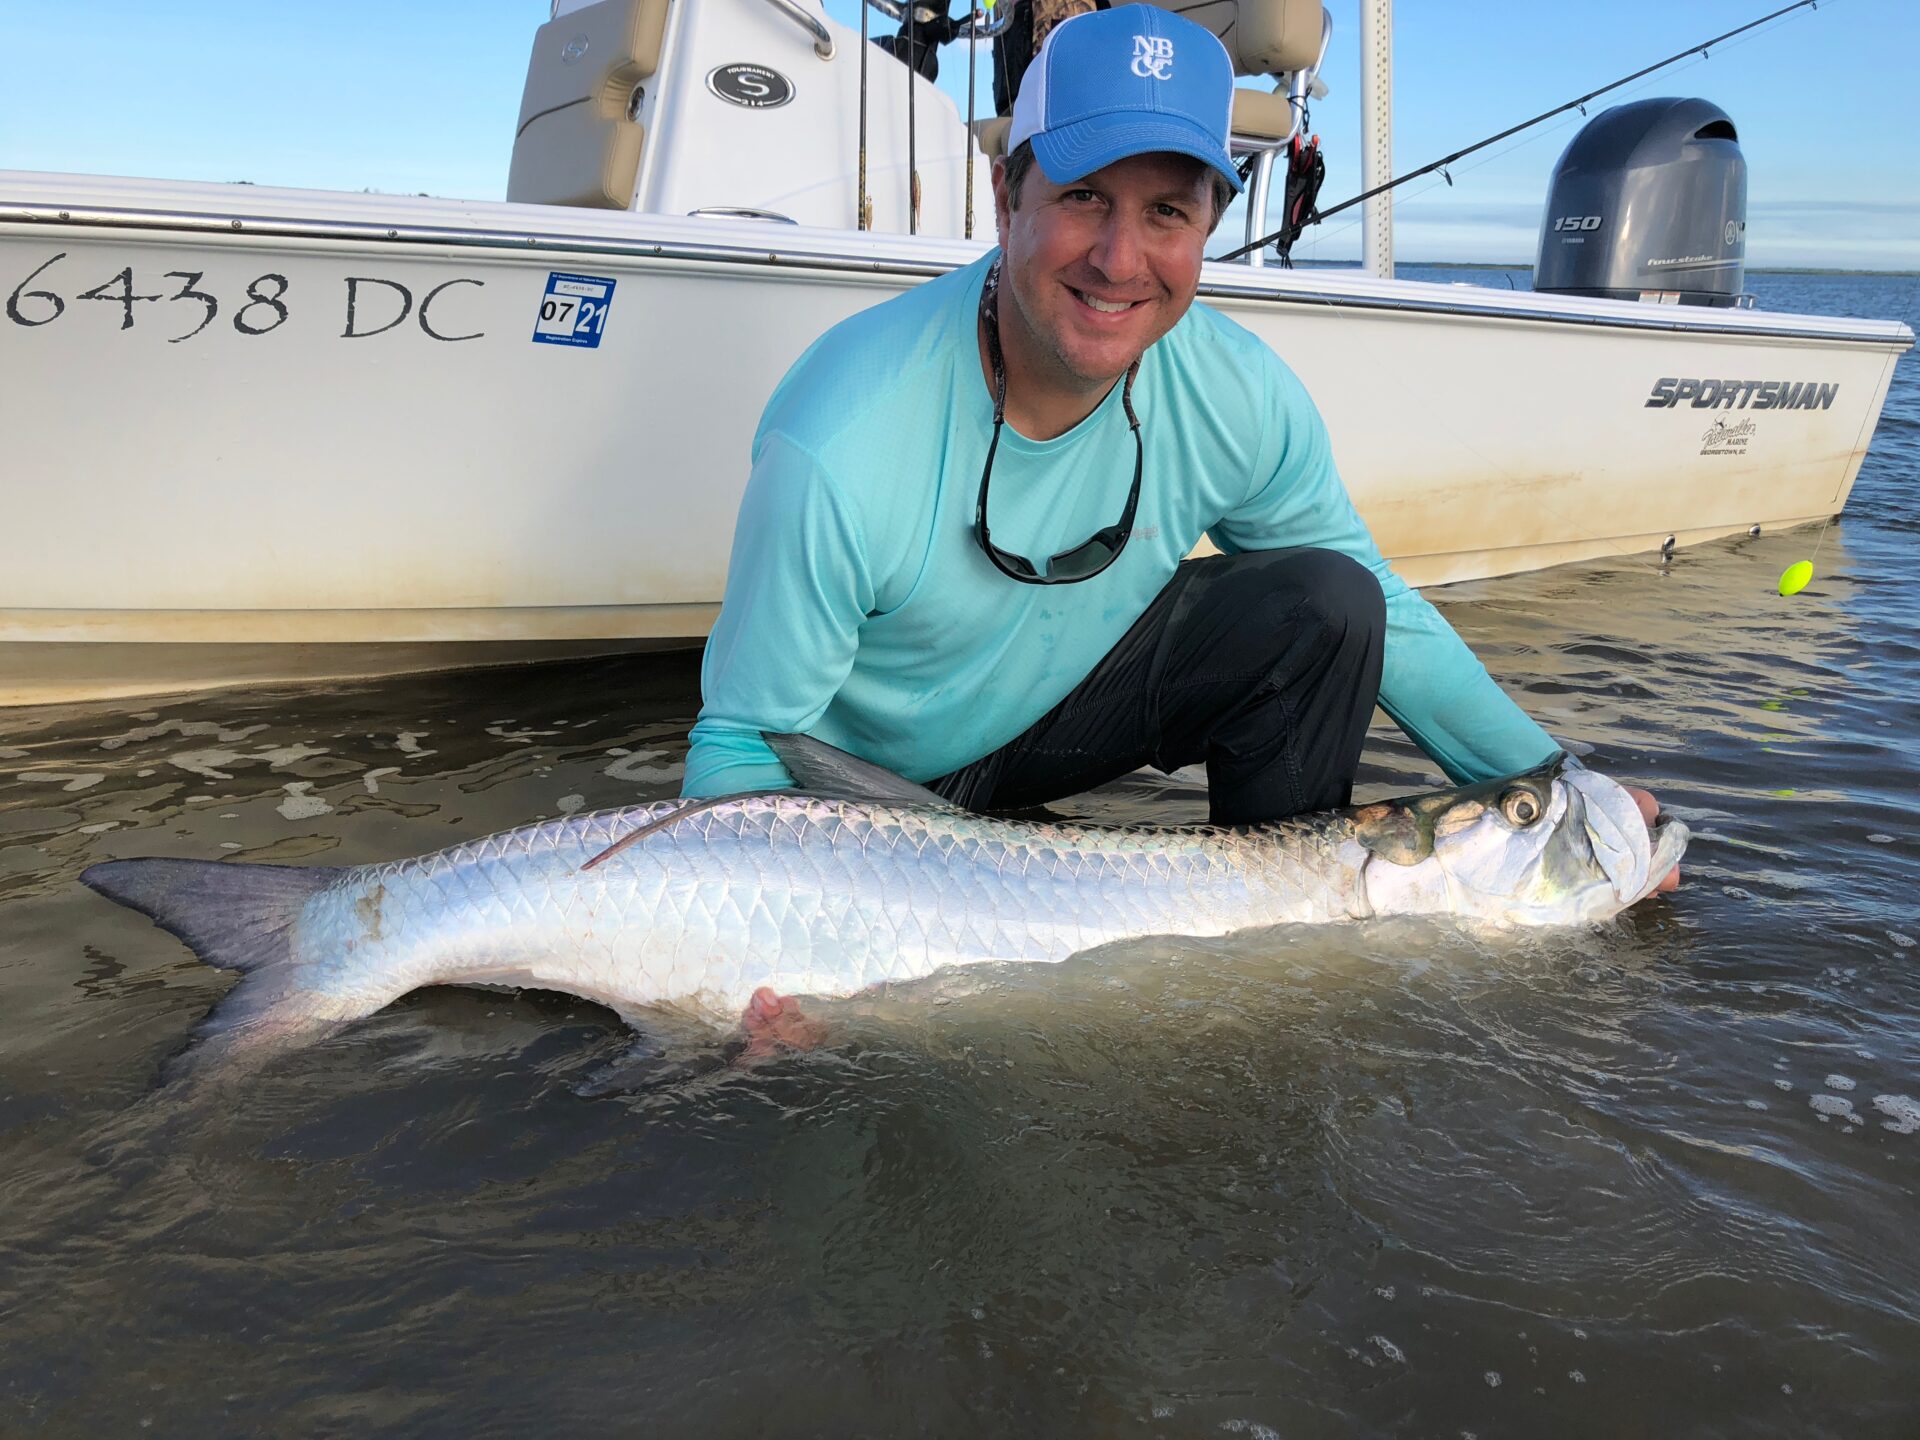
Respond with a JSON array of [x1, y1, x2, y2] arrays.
[[907, 0, 919, 234], [1217, 0, 1829, 265], [858, 0, 871, 229], [1266, 10, 1813, 265], [1778, 271, 1920, 595], [1239, 5, 1852, 598], [964, 2, 984, 238]]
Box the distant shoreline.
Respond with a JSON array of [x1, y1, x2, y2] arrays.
[[1291, 260, 1919, 278]]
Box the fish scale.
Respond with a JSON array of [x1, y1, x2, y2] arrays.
[[288, 795, 1367, 1023]]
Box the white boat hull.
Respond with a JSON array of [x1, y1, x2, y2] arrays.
[[0, 174, 1909, 705]]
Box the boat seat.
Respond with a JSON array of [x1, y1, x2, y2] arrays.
[[971, 87, 1293, 161], [507, 0, 670, 210], [1125, 0, 1324, 78], [973, 1, 1313, 163], [972, 117, 1013, 160], [1227, 87, 1294, 141]]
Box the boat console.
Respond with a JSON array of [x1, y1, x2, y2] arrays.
[[505, 0, 1330, 263]]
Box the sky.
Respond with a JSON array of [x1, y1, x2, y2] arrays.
[[1, 0, 1913, 270]]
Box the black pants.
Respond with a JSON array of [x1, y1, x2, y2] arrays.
[[929, 548, 1386, 825]]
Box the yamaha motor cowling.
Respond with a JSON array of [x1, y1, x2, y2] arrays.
[[1535, 97, 1746, 306]]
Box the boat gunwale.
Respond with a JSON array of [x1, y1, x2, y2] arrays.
[[2, 194, 1912, 351]]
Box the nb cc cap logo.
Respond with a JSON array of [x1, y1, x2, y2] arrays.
[[1130, 35, 1175, 79]]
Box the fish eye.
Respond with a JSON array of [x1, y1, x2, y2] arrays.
[[1500, 789, 1543, 827]]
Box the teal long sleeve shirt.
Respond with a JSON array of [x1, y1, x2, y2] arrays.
[[683, 252, 1557, 798]]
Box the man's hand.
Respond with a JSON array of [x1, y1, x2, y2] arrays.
[[1624, 786, 1681, 894]]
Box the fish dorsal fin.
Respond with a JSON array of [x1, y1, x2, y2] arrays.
[[580, 795, 744, 872], [580, 736, 949, 873], [764, 732, 951, 808]]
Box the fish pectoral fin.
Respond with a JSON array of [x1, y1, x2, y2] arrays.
[[762, 732, 952, 808], [1349, 803, 1430, 866]]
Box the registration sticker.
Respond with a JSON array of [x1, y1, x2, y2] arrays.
[[532, 272, 616, 348]]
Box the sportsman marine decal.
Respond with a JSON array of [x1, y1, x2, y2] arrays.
[[1700, 417, 1757, 456], [1646, 378, 1838, 410]]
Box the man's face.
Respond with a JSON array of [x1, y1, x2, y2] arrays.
[[992, 150, 1215, 393]]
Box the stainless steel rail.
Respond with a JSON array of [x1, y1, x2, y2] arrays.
[[687, 206, 799, 223], [865, 1, 1014, 39], [1240, 8, 1334, 269], [4, 202, 1911, 348], [762, 0, 835, 59]]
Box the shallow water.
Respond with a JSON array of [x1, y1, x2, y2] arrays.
[[2, 272, 1917, 1436]]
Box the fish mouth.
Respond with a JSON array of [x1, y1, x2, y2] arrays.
[[1561, 766, 1690, 911], [1628, 812, 1691, 907]]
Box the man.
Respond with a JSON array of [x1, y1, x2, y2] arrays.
[[684, 8, 1676, 893]]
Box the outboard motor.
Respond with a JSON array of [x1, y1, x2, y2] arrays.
[[1534, 97, 1746, 306]]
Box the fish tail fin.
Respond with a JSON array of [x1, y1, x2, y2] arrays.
[[82, 857, 335, 975], [81, 857, 355, 1079]]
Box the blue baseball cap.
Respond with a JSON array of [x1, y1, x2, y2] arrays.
[[1008, 6, 1243, 195]]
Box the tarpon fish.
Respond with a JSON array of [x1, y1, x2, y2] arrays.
[[81, 736, 1686, 1075]]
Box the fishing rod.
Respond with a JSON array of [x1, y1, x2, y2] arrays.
[[858, 0, 871, 229], [1215, 0, 1823, 264]]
